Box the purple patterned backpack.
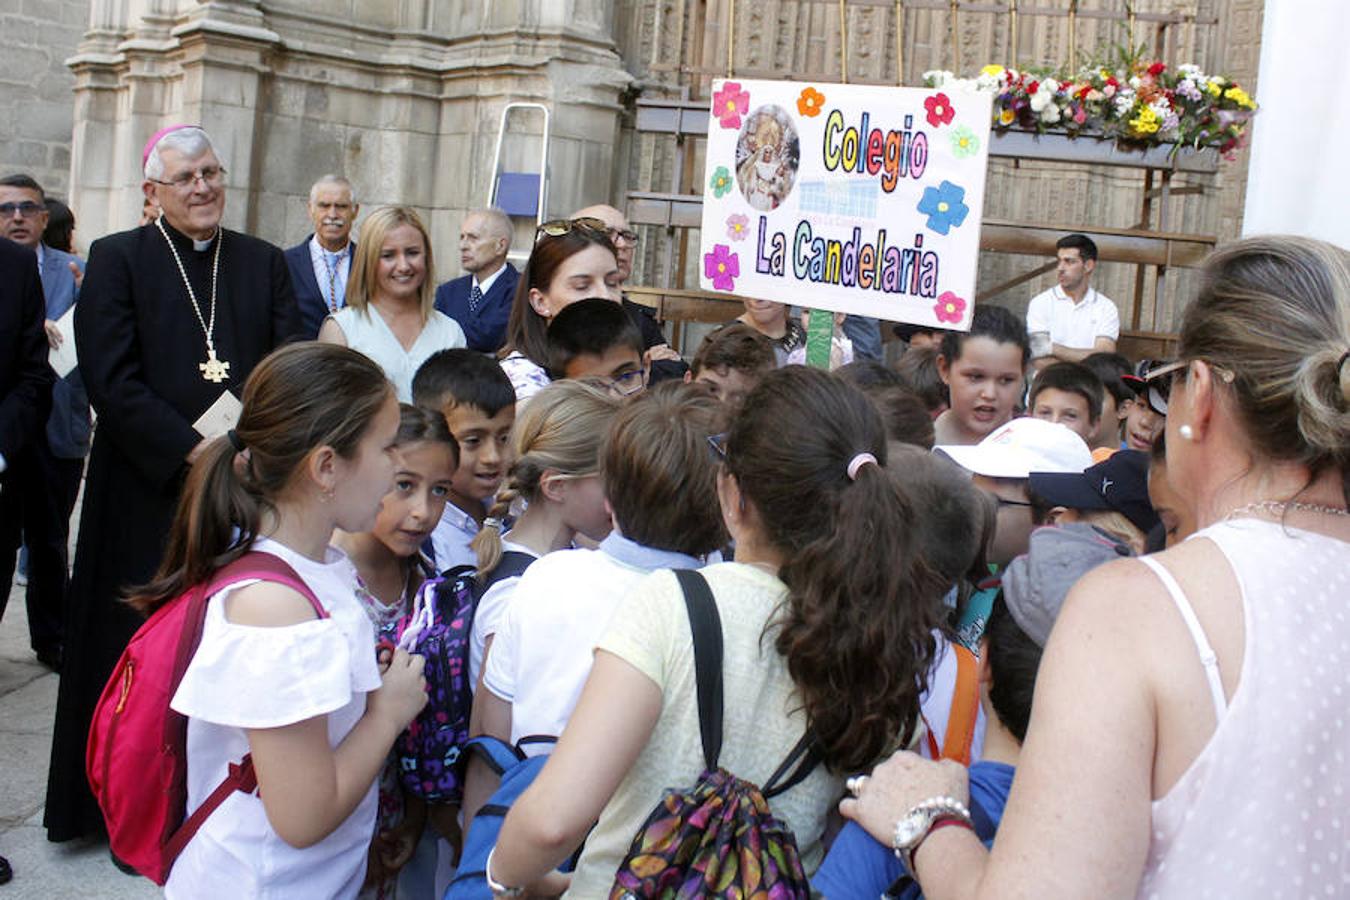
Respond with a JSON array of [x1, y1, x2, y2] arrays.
[[395, 552, 535, 803], [610, 569, 819, 899]]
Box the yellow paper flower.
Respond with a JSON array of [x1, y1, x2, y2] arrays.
[[980, 64, 1005, 78], [1129, 106, 1161, 134]]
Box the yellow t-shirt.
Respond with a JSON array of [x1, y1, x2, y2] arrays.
[[564, 563, 843, 898]]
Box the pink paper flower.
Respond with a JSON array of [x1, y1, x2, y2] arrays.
[[725, 213, 750, 242], [712, 82, 750, 129], [704, 244, 740, 292], [924, 92, 957, 127], [934, 291, 967, 324]]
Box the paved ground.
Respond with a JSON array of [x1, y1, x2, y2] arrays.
[[2, 493, 158, 899]]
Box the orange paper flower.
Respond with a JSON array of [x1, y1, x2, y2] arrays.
[[797, 86, 826, 118]]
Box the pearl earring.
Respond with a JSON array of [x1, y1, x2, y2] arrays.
[[1178, 424, 1195, 441]]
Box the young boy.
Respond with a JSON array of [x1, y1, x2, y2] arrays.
[[1028, 448, 1161, 555], [894, 346, 949, 418], [544, 297, 646, 396], [411, 349, 517, 571], [1120, 360, 1168, 452], [934, 305, 1030, 446], [1027, 361, 1103, 445], [816, 521, 1129, 899], [683, 322, 775, 410], [1081, 351, 1135, 454], [936, 417, 1093, 649]]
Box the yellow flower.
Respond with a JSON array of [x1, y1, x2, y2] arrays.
[[1224, 86, 1255, 109], [1206, 81, 1222, 97], [980, 64, 1005, 78], [998, 107, 1016, 125], [1129, 106, 1161, 134]]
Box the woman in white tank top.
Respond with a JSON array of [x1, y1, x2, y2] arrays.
[[319, 206, 465, 401], [841, 236, 1350, 899]]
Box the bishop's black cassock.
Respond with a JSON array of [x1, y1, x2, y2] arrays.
[[44, 218, 300, 841]]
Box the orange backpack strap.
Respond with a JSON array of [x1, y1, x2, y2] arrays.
[[940, 644, 981, 766]]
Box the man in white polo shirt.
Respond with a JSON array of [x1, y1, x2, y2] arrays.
[[1026, 233, 1119, 370]]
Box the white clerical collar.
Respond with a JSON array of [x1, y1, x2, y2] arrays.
[[474, 262, 507, 296]]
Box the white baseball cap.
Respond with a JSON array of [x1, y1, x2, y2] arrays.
[[935, 417, 1094, 480]]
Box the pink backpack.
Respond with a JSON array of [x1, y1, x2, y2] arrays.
[[86, 552, 326, 885]]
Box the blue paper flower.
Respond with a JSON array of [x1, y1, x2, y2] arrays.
[[917, 180, 970, 235]]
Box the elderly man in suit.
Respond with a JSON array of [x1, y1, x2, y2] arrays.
[[433, 206, 519, 352], [0, 174, 86, 671], [284, 174, 359, 338]]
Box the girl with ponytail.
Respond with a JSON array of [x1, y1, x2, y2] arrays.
[[130, 343, 429, 900], [467, 379, 621, 692], [489, 367, 950, 896]]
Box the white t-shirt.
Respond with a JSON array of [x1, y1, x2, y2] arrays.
[[167, 538, 382, 900], [483, 536, 704, 750], [468, 538, 538, 690], [330, 305, 467, 402], [564, 563, 843, 897], [1025, 285, 1120, 351]]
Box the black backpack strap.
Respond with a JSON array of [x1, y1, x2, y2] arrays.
[[674, 568, 723, 771], [480, 550, 536, 592], [515, 734, 558, 753], [762, 731, 820, 799]]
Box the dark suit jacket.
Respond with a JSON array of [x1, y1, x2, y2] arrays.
[[0, 237, 54, 464], [285, 235, 355, 339], [39, 244, 91, 458], [434, 263, 519, 353]]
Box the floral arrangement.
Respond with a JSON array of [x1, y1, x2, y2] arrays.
[[924, 58, 1257, 159]]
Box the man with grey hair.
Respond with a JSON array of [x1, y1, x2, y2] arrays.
[[285, 174, 360, 338], [44, 124, 299, 844], [433, 207, 518, 352]]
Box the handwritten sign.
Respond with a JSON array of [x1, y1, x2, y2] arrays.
[[699, 79, 992, 331]]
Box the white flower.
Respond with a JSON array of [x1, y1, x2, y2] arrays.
[[1129, 76, 1142, 89], [1030, 90, 1052, 112], [924, 69, 954, 87], [1114, 93, 1136, 116], [1042, 78, 1061, 95], [1178, 63, 1203, 78], [1039, 105, 1062, 124]]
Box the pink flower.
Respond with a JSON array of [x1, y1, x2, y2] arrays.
[[924, 92, 957, 128], [1073, 106, 1087, 125], [726, 213, 750, 242], [712, 82, 750, 129], [704, 244, 740, 292], [934, 291, 967, 324]]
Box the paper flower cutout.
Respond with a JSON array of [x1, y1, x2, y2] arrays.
[[924, 92, 956, 128], [917, 180, 970, 235], [934, 291, 967, 324], [950, 124, 980, 158], [709, 166, 733, 198], [712, 82, 750, 129], [726, 213, 750, 242], [704, 244, 740, 292], [797, 86, 826, 117]]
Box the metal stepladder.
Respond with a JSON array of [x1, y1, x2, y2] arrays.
[[486, 102, 551, 268]]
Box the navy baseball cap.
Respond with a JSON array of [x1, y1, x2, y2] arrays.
[[1028, 449, 1160, 536]]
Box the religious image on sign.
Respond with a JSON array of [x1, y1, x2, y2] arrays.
[[700, 79, 992, 331]]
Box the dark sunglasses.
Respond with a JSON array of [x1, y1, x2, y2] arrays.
[[706, 432, 729, 462]]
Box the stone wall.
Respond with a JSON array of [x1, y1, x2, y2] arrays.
[[0, 0, 87, 198], [65, 0, 630, 270]]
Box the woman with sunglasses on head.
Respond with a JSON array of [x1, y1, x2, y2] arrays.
[[498, 218, 622, 405], [842, 236, 1350, 899]]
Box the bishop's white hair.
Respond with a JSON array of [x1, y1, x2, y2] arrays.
[[144, 127, 222, 180]]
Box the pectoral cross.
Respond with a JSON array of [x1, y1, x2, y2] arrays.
[[199, 348, 231, 384]]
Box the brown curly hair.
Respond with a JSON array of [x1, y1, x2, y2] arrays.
[[725, 366, 949, 772]]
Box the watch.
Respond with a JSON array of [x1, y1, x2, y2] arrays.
[[891, 795, 974, 875]]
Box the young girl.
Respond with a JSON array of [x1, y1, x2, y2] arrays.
[[467, 379, 622, 693], [934, 305, 1030, 445], [498, 220, 622, 404], [130, 343, 429, 899], [489, 367, 951, 895], [319, 206, 467, 402], [333, 404, 458, 898]]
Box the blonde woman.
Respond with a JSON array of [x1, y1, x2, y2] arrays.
[[320, 206, 465, 401]]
